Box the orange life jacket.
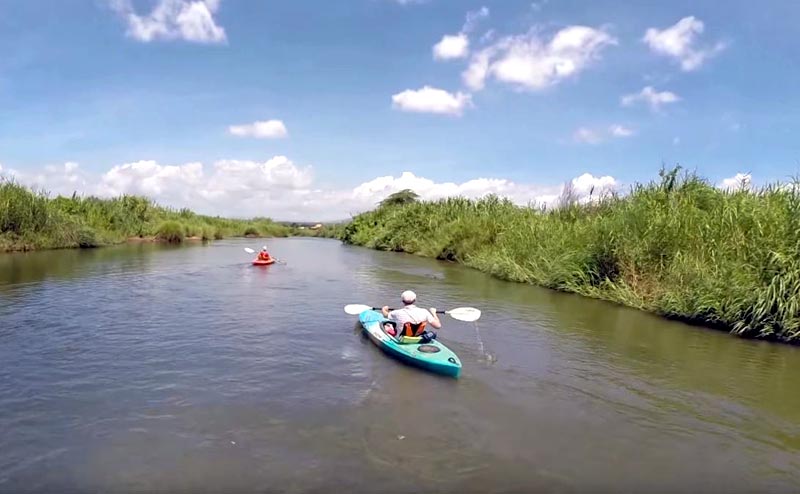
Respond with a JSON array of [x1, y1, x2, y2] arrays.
[[401, 321, 427, 337], [258, 252, 270, 260]]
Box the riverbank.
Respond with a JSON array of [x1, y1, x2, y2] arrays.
[[0, 179, 291, 252], [340, 168, 800, 343]]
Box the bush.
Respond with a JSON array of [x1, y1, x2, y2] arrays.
[[155, 221, 184, 243], [75, 225, 100, 248]]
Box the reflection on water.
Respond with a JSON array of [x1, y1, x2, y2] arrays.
[[1, 238, 799, 492]]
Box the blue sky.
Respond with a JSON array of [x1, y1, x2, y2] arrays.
[[0, 0, 798, 220]]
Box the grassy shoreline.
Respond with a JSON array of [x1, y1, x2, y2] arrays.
[[340, 168, 800, 344], [0, 179, 292, 252]]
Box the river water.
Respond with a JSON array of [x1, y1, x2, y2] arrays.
[[1, 238, 799, 493]]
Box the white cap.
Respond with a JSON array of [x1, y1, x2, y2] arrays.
[[401, 290, 416, 304], [262, 246, 267, 250]]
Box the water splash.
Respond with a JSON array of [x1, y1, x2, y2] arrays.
[[473, 322, 496, 364]]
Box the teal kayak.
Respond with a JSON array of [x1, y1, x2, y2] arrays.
[[358, 309, 461, 378]]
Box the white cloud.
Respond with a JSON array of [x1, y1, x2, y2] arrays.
[[111, 0, 226, 44], [573, 124, 635, 144], [609, 124, 634, 137], [718, 173, 751, 191], [391, 86, 472, 115], [573, 127, 602, 144], [3, 162, 90, 196], [228, 120, 288, 139], [433, 34, 470, 60], [479, 29, 496, 44], [6, 159, 620, 221], [570, 173, 617, 198], [621, 86, 680, 111], [348, 171, 616, 211], [462, 50, 492, 90], [462, 6, 489, 33], [463, 25, 617, 91], [643, 16, 725, 71], [96, 157, 315, 217], [432, 7, 489, 61]]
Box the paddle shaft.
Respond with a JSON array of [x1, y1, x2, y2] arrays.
[[374, 307, 446, 314]]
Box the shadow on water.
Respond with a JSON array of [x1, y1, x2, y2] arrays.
[[0, 243, 183, 288]]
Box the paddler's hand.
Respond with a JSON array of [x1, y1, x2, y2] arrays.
[[381, 305, 390, 317], [429, 308, 437, 315]]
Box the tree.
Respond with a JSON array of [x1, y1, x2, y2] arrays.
[[380, 189, 420, 207]]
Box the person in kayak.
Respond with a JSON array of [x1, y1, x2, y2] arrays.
[[257, 246, 272, 261], [381, 290, 441, 337]]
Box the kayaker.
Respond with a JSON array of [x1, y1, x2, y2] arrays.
[[257, 246, 272, 261], [381, 290, 441, 337]]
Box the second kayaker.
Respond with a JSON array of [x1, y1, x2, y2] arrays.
[[381, 290, 442, 337], [257, 246, 272, 261]]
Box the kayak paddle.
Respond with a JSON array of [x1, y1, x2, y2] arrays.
[[343, 304, 481, 322], [243, 247, 286, 264]]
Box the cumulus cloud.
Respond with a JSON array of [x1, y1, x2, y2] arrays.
[[643, 16, 725, 71], [95, 157, 317, 218], [462, 25, 617, 91], [391, 86, 473, 115], [5, 158, 620, 221], [110, 0, 226, 43], [432, 7, 489, 61], [228, 120, 288, 139], [348, 171, 616, 211], [3, 162, 91, 196], [433, 34, 470, 60], [621, 86, 680, 111], [718, 173, 752, 191]]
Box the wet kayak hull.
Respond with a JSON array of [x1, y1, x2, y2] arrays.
[[358, 310, 461, 378], [252, 259, 276, 266]]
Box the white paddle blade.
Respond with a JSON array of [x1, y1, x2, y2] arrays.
[[446, 307, 481, 322], [244, 247, 255, 254], [344, 304, 372, 315]]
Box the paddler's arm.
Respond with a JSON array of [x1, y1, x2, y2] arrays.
[[381, 305, 391, 318], [428, 308, 442, 329]]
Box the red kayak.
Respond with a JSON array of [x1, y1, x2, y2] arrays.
[[252, 258, 276, 266]]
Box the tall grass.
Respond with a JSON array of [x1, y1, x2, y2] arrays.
[[155, 221, 184, 243], [0, 178, 292, 251], [341, 168, 800, 343]]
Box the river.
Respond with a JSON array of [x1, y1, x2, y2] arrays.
[[1, 237, 799, 493]]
